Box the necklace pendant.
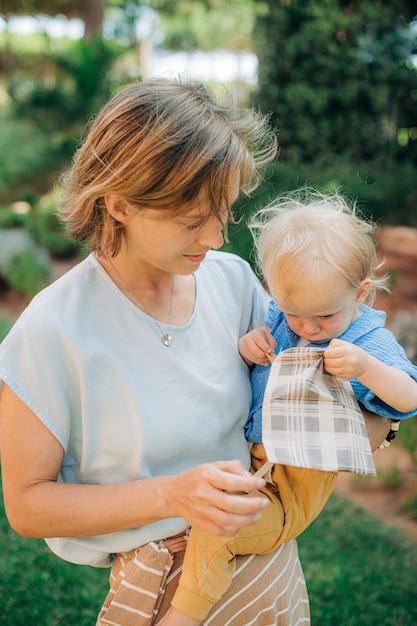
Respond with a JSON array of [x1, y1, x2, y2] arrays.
[[162, 333, 173, 347]]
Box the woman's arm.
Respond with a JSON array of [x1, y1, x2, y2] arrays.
[[0, 384, 268, 539]]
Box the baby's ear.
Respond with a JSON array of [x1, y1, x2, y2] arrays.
[[356, 278, 372, 305]]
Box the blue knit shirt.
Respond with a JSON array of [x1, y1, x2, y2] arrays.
[[245, 302, 417, 443]]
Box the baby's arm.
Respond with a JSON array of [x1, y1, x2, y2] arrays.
[[239, 325, 277, 367], [324, 338, 417, 413]]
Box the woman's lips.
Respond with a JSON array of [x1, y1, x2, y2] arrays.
[[184, 253, 207, 263]]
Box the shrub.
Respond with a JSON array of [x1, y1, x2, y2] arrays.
[[0, 111, 58, 203], [30, 211, 82, 259], [0, 206, 30, 229], [0, 228, 51, 297], [223, 157, 417, 265], [0, 229, 34, 274], [403, 491, 417, 518], [378, 461, 403, 489], [398, 416, 417, 466], [6, 248, 51, 297]]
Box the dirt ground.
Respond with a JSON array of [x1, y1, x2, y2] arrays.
[[374, 225, 417, 316], [1, 227, 417, 542], [335, 443, 417, 543], [334, 225, 417, 544]]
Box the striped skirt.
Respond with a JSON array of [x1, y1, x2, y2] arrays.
[[96, 532, 310, 626]]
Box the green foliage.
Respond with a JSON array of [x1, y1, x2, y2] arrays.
[[378, 461, 403, 488], [6, 248, 51, 297], [0, 206, 30, 229], [253, 0, 417, 164], [0, 471, 108, 626], [9, 37, 117, 132], [266, 158, 417, 225], [151, 0, 255, 52], [25, 188, 83, 259], [398, 416, 417, 465], [0, 228, 37, 274], [0, 315, 14, 341], [222, 156, 417, 264], [0, 225, 52, 297], [403, 491, 417, 518], [298, 493, 417, 625], [0, 110, 59, 203], [30, 210, 82, 259], [0, 36, 119, 204]]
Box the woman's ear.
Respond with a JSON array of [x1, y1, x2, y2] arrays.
[[356, 278, 373, 305], [104, 195, 131, 223]]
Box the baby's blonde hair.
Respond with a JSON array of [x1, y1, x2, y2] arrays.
[[249, 188, 390, 307]]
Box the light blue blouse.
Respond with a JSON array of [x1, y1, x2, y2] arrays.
[[0, 251, 268, 567]]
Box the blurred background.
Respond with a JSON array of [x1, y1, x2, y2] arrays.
[[0, 2, 417, 625], [0, 1, 416, 284]]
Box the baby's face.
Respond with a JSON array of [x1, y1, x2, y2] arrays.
[[272, 280, 363, 344]]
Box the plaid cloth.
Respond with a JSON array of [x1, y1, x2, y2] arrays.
[[262, 347, 376, 475]]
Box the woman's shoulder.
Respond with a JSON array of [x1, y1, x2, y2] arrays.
[[199, 250, 263, 292], [5, 254, 98, 332], [201, 250, 255, 279]]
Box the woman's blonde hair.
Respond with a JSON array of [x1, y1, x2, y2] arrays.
[[59, 76, 277, 257], [249, 188, 390, 306]]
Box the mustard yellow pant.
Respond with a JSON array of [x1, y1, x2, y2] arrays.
[[172, 443, 338, 620]]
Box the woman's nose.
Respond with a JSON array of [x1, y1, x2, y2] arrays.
[[198, 219, 224, 249]]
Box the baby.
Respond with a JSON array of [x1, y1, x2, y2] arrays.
[[160, 189, 417, 626]]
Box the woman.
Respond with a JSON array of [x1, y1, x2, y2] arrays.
[[0, 77, 390, 625]]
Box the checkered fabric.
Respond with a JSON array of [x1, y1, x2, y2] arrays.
[[262, 347, 376, 475]]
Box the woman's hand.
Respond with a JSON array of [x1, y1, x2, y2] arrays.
[[165, 460, 269, 537]]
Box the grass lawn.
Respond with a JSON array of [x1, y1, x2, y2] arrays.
[[1, 481, 416, 625], [298, 494, 417, 625], [0, 475, 108, 625]]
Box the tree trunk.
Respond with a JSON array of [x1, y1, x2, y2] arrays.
[[83, 0, 105, 39]]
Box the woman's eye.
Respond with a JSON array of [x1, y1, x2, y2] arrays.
[[186, 222, 203, 231]]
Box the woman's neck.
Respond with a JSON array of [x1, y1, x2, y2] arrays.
[[98, 255, 196, 326]]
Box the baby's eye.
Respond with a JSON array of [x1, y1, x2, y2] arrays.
[[320, 313, 336, 319]]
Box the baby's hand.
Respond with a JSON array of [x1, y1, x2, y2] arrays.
[[239, 327, 277, 367], [323, 338, 369, 379]]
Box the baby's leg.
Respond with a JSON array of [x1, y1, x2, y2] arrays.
[[161, 446, 337, 626], [158, 606, 201, 626], [250, 442, 338, 544], [161, 489, 283, 625]]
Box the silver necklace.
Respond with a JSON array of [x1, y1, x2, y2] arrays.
[[155, 285, 174, 346], [108, 259, 175, 347]]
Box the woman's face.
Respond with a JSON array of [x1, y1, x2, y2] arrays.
[[121, 173, 240, 276]]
